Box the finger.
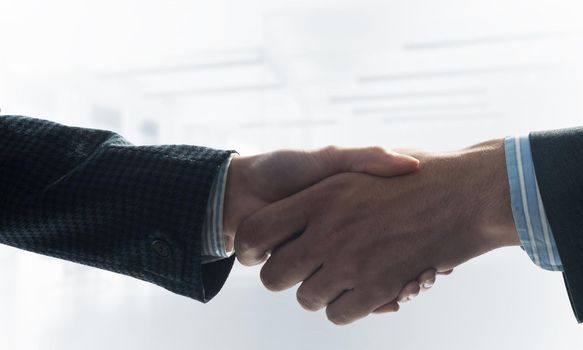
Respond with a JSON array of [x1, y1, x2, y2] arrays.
[[260, 230, 323, 292], [296, 265, 352, 311], [418, 268, 437, 290], [375, 269, 436, 312], [326, 287, 399, 325], [438, 269, 454, 275], [372, 301, 400, 314], [235, 192, 309, 266], [397, 281, 421, 303]]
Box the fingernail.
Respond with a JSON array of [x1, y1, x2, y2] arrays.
[[400, 294, 416, 303], [397, 154, 420, 165], [422, 282, 433, 289]]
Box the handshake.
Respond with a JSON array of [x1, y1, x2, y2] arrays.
[[2, 116, 576, 326], [222, 140, 519, 325]]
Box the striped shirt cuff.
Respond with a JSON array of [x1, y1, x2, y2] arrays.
[[504, 136, 563, 271], [201, 154, 235, 263]]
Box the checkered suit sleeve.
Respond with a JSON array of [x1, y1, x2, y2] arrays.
[[0, 115, 235, 302]]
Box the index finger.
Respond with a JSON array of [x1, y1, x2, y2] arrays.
[[234, 191, 310, 266]]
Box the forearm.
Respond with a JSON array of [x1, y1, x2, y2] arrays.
[[0, 115, 234, 301]]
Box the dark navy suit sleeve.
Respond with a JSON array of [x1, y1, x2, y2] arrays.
[[530, 126, 583, 322], [0, 115, 235, 302]]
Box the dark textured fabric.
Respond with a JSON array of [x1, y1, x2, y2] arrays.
[[0, 115, 235, 302], [530, 126, 583, 323]]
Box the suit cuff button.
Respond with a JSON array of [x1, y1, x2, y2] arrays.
[[151, 239, 171, 258]]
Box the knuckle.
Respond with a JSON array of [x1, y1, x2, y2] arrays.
[[367, 146, 387, 156], [326, 307, 350, 326], [299, 242, 321, 262], [322, 145, 340, 154], [234, 220, 263, 265], [369, 280, 393, 297], [286, 255, 307, 275], [260, 264, 285, 292], [234, 242, 259, 266], [234, 227, 253, 252], [380, 281, 402, 301], [317, 145, 341, 169], [384, 302, 400, 313], [296, 287, 322, 312], [236, 217, 259, 244], [410, 283, 421, 295], [330, 259, 357, 284]]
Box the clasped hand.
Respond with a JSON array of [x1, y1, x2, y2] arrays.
[[224, 142, 516, 325]]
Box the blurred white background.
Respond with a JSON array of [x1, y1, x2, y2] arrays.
[[1, 0, 583, 348]]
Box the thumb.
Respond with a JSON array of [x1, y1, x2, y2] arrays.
[[249, 146, 419, 202], [318, 146, 420, 177]]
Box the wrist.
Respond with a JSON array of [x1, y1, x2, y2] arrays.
[[399, 143, 518, 270], [223, 155, 265, 250], [454, 139, 520, 251]]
